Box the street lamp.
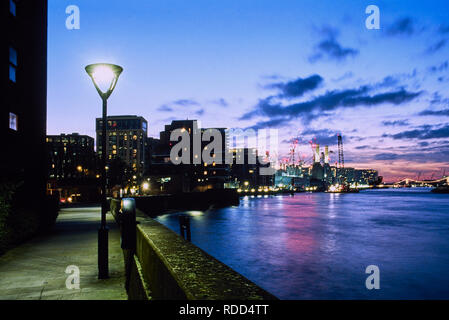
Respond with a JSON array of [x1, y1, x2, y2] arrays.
[[85, 63, 123, 279]]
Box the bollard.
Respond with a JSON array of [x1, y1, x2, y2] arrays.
[[120, 198, 136, 292], [178, 214, 191, 242], [120, 198, 136, 251]]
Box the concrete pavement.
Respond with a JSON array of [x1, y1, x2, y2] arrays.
[[0, 206, 127, 300]]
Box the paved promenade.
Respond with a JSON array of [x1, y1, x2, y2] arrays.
[[0, 206, 127, 300]]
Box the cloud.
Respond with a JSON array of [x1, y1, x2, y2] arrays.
[[281, 128, 341, 148], [173, 99, 199, 106], [418, 141, 429, 147], [418, 109, 449, 117], [374, 153, 400, 160], [382, 119, 410, 126], [248, 117, 292, 130], [158, 98, 200, 112], [300, 128, 340, 146], [385, 124, 449, 140], [425, 39, 447, 54], [157, 105, 173, 112], [264, 75, 324, 98], [375, 76, 401, 88], [260, 74, 285, 81], [386, 17, 418, 36], [309, 39, 358, 63], [332, 72, 354, 82], [308, 26, 359, 63], [241, 82, 422, 128], [428, 61, 448, 73], [372, 150, 449, 163], [355, 145, 370, 150], [211, 98, 229, 107], [438, 25, 449, 34], [372, 141, 449, 163], [428, 92, 449, 106], [195, 109, 205, 116]]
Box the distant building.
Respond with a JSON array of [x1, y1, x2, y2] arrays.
[[338, 167, 355, 183], [2, 0, 48, 203], [151, 120, 231, 192], [95, 115, 148, 178], [355, 169, 380, 185], [198, 127, 230, 190], [46, 133, 99, 202], [228, 148, 274, 188], [275, 165, 310, 189], [152, 119, 199, 168], [158, 120, 199, 155], [145, 137, 160, 174], [46, 133, 96, 180]]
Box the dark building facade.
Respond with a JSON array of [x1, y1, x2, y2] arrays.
[[151, 120, 276, 192], [95, 115, 148, 178], [149, 120, 232, 193], [46, 133, 99, 202], [152, 120, 203, 192], [2, 0, 48, 203], [228, 148, 274, 188], [46, 133, 96, 180]]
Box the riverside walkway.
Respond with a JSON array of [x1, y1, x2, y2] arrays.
[[0, 206, 127, 300]]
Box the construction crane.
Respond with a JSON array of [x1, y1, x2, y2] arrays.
[[289, 139, 298, 165]]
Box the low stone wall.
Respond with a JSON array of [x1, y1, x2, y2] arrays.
[[110, 198, 277, 300], [132, 190, 240, 217]]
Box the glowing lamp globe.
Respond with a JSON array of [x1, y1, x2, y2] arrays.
[[85, 63, 123, 99]]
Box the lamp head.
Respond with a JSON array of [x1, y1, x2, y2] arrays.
[[85, 63, 123, 100]]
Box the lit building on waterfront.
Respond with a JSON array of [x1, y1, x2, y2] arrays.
[[227, 148, 274, 188], [337, 167, 355, 183], [354, 169, 381, 185], [95, 115, 148, 178], [149, 120, 232, 192]]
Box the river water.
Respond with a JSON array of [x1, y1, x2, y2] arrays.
[[155, 188, 449, 299]]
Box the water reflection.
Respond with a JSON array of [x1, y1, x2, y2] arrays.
[[156, 189, 449, 299]]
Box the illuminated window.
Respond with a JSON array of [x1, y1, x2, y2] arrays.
[[9, 47, 17, 83], [9, 112, 17, 131], [10, 0, 16, 16]]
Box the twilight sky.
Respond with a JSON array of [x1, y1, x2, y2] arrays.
[[47, 0, 449, 182]]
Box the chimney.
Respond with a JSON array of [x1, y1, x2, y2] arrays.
[[314, 144, 320, 163], [325, 146, 329, 164]]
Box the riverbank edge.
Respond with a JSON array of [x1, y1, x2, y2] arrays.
[[110, 199, 278, 300]]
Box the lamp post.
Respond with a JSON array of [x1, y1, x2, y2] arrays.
[[85, 63, 123, 279]]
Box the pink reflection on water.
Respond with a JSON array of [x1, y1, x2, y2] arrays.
[[279, 194, 320, 255]]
